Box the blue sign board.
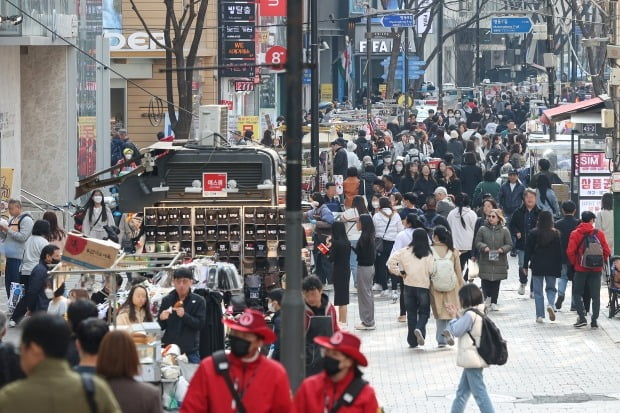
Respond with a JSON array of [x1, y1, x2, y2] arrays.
[[491, 16, 533, 34], [303, 69, 311, 85], [381, 14, 415, 28]]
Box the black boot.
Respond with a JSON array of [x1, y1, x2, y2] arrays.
[[555, 294, 565, 310]]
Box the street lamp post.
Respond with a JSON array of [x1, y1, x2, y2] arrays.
[[366, 11, 372, 125]]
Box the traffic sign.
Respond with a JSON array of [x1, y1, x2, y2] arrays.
[[365, 31, 400, 39], [266, 46, 287, 70], [491, 16, 533, 34], [381, 14, 415, 28]]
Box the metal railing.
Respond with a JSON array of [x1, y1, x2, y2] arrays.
[[20, 188, 70, 229]]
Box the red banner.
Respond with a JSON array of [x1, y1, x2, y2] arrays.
[[260, 0, 286, 17]]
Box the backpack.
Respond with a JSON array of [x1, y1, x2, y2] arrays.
[[579, 229, 604, 269], [356, 141, 373, 161], [430, 247, 457, 292], [465, 308, 508, 366]]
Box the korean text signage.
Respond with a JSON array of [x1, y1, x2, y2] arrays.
[[219, 2, 256, 77], [574, 152, 611, 176], [579, 176, 611, 198], [203, 173, 228, 197], [577, 151, 611, 213]]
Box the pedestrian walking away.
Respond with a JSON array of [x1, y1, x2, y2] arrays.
[[354, 215, 377, 330], [445, 284, 495, 413]]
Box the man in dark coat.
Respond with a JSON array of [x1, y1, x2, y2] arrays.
[[509, 188, 541, 296], [331, 138, 348, 178], [554, 200, 580, 310], [26, 245, 60, 316]]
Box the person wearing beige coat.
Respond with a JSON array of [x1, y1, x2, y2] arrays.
[[387, 228, 434, 348], [430, 226, 464, 347]]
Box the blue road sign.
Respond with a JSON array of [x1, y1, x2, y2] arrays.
[[491, 16, 533, 34], [303, 69, 311, 85], [381, 14, 415, 28]]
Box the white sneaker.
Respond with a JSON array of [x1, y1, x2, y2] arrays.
[[372, 283, 382, 292], [490, 303, 499, 312], [484, 297, 492, 314], [323, 284, 332, 291], [378, 290, 391, 298], [547, 305, 556, 321], [518, 284, 525, 295], [8, 320, 16, 328], [391, 290, 398, 303], [442, 330, 455, 346], [414, 329, 425, 346], [536, 317, 544, 323], [355, 323, 376, 331]]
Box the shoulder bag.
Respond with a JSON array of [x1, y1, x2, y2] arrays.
[[375, 214, 393, 255]]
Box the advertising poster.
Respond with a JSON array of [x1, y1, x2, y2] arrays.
[[78, 116, 97, 178], [579, 176, 611, 198], [0, 168, 14, 220], [580, 199, 602, 214], [237, 116, 260, 137]]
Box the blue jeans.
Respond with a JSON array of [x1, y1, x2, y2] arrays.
[[557, 264, 576, 307], [404, 286, 430, 347], [4, 258, 21, 299], [436, 319, 449, 345], [451, 368, 495, 413], [187, 350, 201, 364], [532, 275, 557, 318], [349, 240, 358, 288]]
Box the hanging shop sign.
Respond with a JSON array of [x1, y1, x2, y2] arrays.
[[104, 32, 165, 51], [219, 1, 256, 77]]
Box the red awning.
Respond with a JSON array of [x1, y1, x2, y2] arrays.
[[539, 97, 606, 125]]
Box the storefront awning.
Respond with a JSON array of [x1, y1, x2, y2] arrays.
[[539, 97, 606, 125]]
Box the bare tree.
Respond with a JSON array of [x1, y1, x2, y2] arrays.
[[383, 0, 493, 97], [129, 0, 210, 140]]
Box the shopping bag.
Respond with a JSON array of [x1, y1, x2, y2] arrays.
[[8, 282, 24, 316], [466, 259, 479, 280]]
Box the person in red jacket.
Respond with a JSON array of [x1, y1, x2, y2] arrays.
[[294, 330, 380, 413], [566, 211, 611, 329], [180, 308, 293, 413]]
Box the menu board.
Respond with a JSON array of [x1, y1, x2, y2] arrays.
[[219, 1, 256, 77]]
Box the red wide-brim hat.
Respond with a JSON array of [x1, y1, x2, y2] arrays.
[[222, 308, 277, 344], [314, 331, 368, 367]]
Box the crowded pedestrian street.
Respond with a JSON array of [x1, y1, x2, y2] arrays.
[[3, 256, 620, 412]]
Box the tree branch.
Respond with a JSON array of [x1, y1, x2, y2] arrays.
[[128, 0, 174, 51]]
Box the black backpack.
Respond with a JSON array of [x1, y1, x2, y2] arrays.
[[465, 308, 508, 366], [356, 141, 373, 161]]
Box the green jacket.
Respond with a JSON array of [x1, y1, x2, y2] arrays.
[[0, 358, 121, 413], [475, 222, 512, 281]]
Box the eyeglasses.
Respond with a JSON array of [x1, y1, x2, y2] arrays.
[[488, 215, 498, 219]]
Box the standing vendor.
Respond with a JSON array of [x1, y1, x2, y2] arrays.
[[158, 267, 206, 363]]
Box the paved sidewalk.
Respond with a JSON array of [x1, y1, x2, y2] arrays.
[[338, 256, 620, 412], [3, 256, 620, 412]]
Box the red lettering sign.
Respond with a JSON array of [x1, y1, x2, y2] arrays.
[[261, 0, 286, 17], [202, 173, 228, 197]]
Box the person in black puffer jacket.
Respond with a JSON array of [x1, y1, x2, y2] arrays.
[[523, 211, 562, 323]]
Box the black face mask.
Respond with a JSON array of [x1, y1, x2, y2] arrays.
[[322, 355, 342, 376], [229, 335, 252, 358], [51, 259, 60, 264]]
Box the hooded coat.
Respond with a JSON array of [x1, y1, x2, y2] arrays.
[[475, 221, 512, 281]]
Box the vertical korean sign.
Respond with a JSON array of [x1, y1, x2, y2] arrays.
[[219, 2, 256, 78], [577, 152, 612, 213]]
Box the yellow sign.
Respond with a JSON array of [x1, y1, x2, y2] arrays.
[[379, 84, 387, 99], [0, 168, 14, 220], [320, 84, 333, 102], [237, 116, 260, 139], [397, 94, 413, 107]]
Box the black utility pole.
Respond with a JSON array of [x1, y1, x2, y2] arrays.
[[404, 27, 410, 120], [366, 12, 372, 124], [475, 0, 480, 85], [310, 0, 319, 189], [546, 0, 556, 141], [282, 0, 305, 392], [571, 15, 577, 84], [437, 0, 443, 108]]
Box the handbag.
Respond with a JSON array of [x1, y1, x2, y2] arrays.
[[375, 214, 393, 255], [466, 258, 479, 280], [103, 225, 120, 243]]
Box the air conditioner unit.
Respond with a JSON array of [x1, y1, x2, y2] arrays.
[[198, 105, 228, 146]]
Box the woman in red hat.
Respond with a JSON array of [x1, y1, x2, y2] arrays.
[[181, 309, 293, 413], [294, 331, 380, 413]]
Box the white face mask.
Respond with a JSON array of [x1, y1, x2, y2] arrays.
[[93, 196, 103, 204], [382, 169, 390, 176], [384, 158, 392, 165], [124, 154, 132, 160], [268, 302, 276, 312], [372, 201, 380, 209], [395, 165, 403, 172], [45, 288, 54, 300], [311, 201, 319, 208]]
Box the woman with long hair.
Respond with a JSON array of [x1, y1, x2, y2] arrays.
[[391, 159, 406, 188], [535, 174, 560, 217], [413, 164, 438, 201], [430, 225, 464, 347], [447, 194, 478, 279], [342, 195, 369, 289], [116, 285, 154, 325], [97, 331, 163, 412], [432, 128, 448, 159], [373, 197, 404, 298], [434, 161, 447, 183], [419, 131, 434, 158], [82, 190, 115, 240], [305, 192, 335, 286], [461, 152, 483, 199], [398, 161, 419, 193], [328, 221, 352, 326], [370, 193, 382, 215], [43, 211, 66, 250], [523, 210, 562, 323], [441, 165, 462, 196], [387, 228, 434, 347], [475, 209, 512, 310], [509, 143, 523, 169], [354, 214, 376, 330]]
